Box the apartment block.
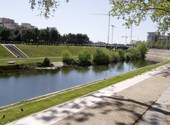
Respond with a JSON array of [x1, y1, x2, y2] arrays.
[[147, 32, 170, 43], [0, 17, 18, 29], [21, 23, 34, 29], [0, 17, 35, 30]]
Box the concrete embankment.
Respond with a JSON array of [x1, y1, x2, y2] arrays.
[[146, 49, 170, 62]]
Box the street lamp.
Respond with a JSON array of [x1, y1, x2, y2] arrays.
[[130, 24, 133, 45], [111, 25, 116, 44], [107, 11, 111, 44]]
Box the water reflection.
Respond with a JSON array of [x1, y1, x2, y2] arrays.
[[0, 60, 154, 107], [92, 65, 109, 73], [75, 67, 90, 74], [61, 67, 73, 74]]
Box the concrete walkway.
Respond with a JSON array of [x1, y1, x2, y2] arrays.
[[7, 64, 170, 125]]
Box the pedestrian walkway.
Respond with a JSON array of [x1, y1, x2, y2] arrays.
[[7, 64, 170, 125]]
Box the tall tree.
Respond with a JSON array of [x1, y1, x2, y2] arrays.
[[0, 29, 12, 41], [49, 27, 60, 44]]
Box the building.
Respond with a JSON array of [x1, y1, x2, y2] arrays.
[[147, 32, 170, 43], [147, 32, 170, 49], [0, 17, 35, 30], [21, 23, 35, 29], [0, 17, 18, 29]]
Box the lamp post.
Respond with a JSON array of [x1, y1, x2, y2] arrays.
[[107, 11, 111, 44], [111, 25, 116, 44]]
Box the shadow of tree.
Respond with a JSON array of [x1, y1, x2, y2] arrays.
[[32, 68, 170, 125], [54, 94, 170, 125]]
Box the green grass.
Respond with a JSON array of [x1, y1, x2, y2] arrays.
[[0, 45, 112, 66], [0, 45, 15, 59], [0, 61, 169, 125], [16, 45, 112, 57]]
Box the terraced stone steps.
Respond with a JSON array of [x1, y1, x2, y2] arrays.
[[2, 44, 28, 58]]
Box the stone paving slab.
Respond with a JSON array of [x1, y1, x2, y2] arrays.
[[53, 69, 170, 125], [7, 64, 170, 125], [135, 69, 170, 125]]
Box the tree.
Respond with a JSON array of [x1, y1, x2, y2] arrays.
[[49, 27, 60, 44], [22, 29, 35, 43], [110, 0, 170, 33], [0, 29, 12, 41]]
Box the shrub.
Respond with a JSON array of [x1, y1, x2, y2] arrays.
[[42, 57, 52, 67], [135, 42, 148, 59], [127, 48, 141, 60], [62, 51, 76, 65], [78, 51, 92, 66], [111, 52, 119, 62], [93, 49, 110, 65], [116, 49, 125, 61]]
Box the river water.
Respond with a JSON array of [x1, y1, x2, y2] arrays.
[[0, 60, 153, 107]]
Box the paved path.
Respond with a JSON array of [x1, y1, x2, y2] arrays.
[[7, 64, 170, 125]]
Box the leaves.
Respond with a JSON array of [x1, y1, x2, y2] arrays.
[[110, 0, 170, 33], [29, 0, 69, 18]]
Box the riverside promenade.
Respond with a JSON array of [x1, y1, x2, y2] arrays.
[[8, 64, 170, 125]]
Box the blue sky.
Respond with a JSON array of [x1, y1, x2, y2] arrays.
[[0, 0, 157, 44]]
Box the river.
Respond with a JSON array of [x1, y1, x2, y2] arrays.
[[0, 60, 153, 107]]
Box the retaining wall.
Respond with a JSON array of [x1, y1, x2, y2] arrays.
[[146, 49, 170, 62]]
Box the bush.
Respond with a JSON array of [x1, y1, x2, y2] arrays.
[[111, 52, 119, 62], [135, 42, 148, 59], [78, 51, 92, 66], [62, 51, 76, 65], [42, 57, 52, 67], [93, 49, 110, 65], [116, 49, 125, 61], [127, 48, 141, 60]]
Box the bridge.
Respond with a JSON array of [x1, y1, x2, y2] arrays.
[[85, 43, 131, 50]]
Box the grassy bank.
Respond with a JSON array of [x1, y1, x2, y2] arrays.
[[0, 45, 14, 59], [0, 45, 112, 66], [0, 61, 169, 125], [16, 45, 112, 57]]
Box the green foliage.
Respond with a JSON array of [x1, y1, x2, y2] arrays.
[[0, 28, 12, 41], [111, 52, 119, 62], [42, 57, 52, 67], [111, 0, 170, 33], [62, 51, 75, 65], [93, 49, 110, 65], [78, 51, 91, 66], [135, 42, 148, 59], [116, 49, 125, 61], [127, 47, 141, 60], [29, 0, 62, 18], [62, 33, 90, 45], [111, 42, 148, 62]]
